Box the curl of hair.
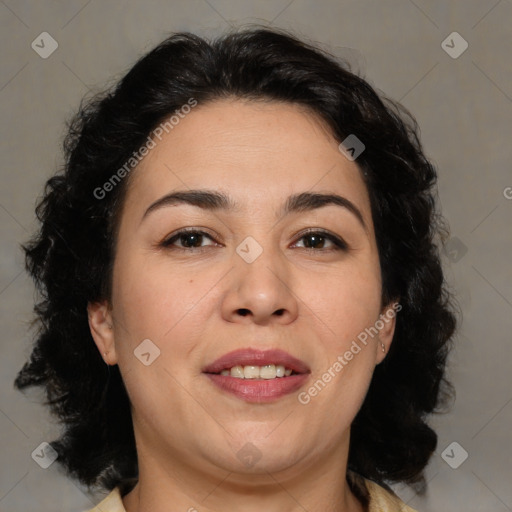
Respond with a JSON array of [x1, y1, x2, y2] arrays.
[[15, 27, 456, 493]]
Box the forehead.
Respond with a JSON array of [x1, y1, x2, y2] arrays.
[[123, 99, 371, 219]]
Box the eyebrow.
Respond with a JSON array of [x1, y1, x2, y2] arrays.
[[141, 189, 366, 228]]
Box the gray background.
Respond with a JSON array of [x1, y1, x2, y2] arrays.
[[1, 1, 511, 511]]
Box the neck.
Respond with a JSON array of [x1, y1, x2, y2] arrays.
[[122, 436, 363, 512]]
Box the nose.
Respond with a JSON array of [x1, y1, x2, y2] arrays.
[[221, 242, 299, 326]]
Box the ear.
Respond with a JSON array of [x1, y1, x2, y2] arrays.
[[87, 300, 117, 365], [375, 301, 400, 364]]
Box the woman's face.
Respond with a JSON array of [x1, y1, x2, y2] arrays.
[[90, 99, 395, 481]]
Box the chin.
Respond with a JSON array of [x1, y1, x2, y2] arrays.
[[210, 430, 311, 475]]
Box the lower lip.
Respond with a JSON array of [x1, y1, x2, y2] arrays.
[[205, 373, 309, 403]]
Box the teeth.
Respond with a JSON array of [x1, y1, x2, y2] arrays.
[[243, 365, 260, 379], [219, 364, 294, 379], [260, 364, 276, 379], [230, 366, 244, 378]]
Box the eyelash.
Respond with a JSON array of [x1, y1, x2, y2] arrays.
[[160, 227, 348, 252]]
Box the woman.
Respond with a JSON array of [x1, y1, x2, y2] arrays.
[[15, 28, 456, 512]]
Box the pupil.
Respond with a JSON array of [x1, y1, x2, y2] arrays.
[[305, 234, 324, 249], [182, 233, 201, 247]]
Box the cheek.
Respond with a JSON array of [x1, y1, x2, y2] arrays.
[[295, 260, 382, 412], [298, 259, 383, 347], [296, 267, 380, 435], [110, 256, 212, 421], [112, 255, 207, 333], [111, 253, 226, 375]]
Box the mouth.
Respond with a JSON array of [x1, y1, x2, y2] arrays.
[[202, 348, 310, 403], [218, 364, 295, 379]]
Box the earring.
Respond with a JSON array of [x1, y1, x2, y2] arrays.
[[381, 342, 386, 353], [107, 324, 113, 329]]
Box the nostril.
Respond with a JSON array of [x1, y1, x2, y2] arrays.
[[274, 309, 285, 316], [237, 308, 250, 316]]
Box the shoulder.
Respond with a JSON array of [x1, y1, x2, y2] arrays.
[[364, 478, 417, 512], [348, 470, 418, 512], [85, 487, 126, 512], [86, 479, 417, 512]]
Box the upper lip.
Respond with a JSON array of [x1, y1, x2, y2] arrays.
[[202, 348, 310, 375]]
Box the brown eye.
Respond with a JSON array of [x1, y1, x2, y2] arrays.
[[302, 233, 327, 249], [294, 230, 348, 251], [162, 230, 216, 249]]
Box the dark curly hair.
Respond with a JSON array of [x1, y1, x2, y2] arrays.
[[15, 27, 456, 494]]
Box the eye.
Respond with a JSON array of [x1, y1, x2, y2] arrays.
[[293, 230, 348, 251], [160, 228, 347, 252], [161, 229, 218, 250]]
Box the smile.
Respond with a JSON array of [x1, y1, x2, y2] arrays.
[[203, 348, 310, 402], [220, 364, 293, 379]]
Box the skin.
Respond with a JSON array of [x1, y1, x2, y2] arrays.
[[88, 98, 396, 512]]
